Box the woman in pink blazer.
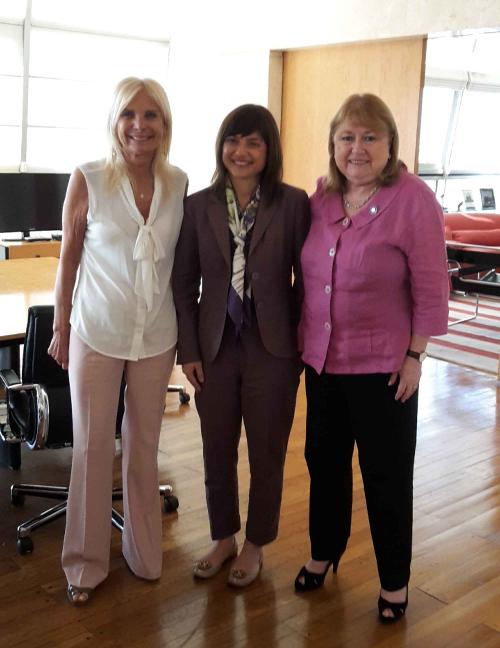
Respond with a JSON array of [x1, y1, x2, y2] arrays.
[[294, 94, 448, 623], [173, 104, 310, 587]]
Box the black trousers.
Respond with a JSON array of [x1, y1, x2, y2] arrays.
[[304, 365, 418, 591]]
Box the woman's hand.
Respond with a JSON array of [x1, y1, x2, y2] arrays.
[[388, 356, 422, 402], [182, 361, 204, 392], [48, 328, 70, 370]]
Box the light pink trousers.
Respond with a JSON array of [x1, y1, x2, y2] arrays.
[[62, 330, 176, 589]]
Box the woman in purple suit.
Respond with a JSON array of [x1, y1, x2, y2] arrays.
[[173, 104, 310, 587]]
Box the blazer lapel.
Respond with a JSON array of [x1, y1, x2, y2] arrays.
[[207, 194, 231, 267], [249, 201, 273, 255]]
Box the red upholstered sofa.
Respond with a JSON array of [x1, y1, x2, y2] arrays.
[[445, 212, 500, 302], [444, 212, 500, 245]]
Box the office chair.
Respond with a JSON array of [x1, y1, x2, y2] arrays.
[[168, 383, 190, 404], [0, 305, 179, 555]]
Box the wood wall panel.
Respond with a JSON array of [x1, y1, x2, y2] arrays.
[[281, 37, 426, 193]]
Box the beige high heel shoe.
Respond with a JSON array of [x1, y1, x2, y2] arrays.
[[227, 555, 263, 588], [193, 538, 238, 579]]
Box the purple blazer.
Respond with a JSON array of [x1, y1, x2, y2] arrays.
[[173, 183, 310, 364]]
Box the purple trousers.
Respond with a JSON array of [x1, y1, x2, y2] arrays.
[[195, 321, 301, 546]]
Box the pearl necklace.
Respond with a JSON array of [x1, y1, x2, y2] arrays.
[[342, 185, 379, 210]]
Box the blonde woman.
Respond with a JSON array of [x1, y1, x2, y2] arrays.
[[48, 77, 187, 604]]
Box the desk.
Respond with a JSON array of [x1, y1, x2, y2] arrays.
[[0, 257, 58, 469], [0, 239, 61, 260], [0, 257, 58, 344]]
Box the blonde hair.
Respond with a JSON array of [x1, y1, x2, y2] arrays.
[[105, 77, 172, 188], [325, 93, 402, 193]]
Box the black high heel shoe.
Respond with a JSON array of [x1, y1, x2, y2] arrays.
[[294, 559, 338, 592], [378, 587, 408, 624]]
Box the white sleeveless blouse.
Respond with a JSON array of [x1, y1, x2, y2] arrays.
[[70, 159, 188, 360]]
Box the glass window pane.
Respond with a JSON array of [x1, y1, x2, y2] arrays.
[[30, 28, 168, 82], [470, 32, 500, 77], [0, 0, 26, 21], [0, 126, 21, 167], [26, 28, 169, 171], [28, 78, 110, 128], [450, 91, 500, 173], [418, 86, 455, 171], [0, 23, 23, 75], [425, 35, 476, 75], [26, 127, 107, 171], [0, 76, 22, 124]]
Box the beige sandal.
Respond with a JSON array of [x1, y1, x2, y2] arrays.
[[227, 556, 263, 588], [193, 538, 238, 579], [67, 584, 93, 605]]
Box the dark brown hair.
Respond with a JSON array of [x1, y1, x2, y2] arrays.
[[325, 93, 403, 193], [212, 104, 283, 203]]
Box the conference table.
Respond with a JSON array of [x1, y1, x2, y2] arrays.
[[0, 257, 58, 469], [0, 256, 58, 345]]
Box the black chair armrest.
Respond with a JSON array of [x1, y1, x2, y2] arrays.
[[4, 382, 49, 450], [0, 368, 21, 389]]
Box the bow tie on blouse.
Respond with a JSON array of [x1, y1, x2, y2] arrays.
[[133, 223, 165, 312]]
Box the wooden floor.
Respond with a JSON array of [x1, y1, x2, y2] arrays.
[[0, 358, 499, 647]]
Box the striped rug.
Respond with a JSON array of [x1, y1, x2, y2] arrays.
[[427, 294, 500, 375]]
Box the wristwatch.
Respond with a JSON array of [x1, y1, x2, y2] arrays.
[[406, 349, 427, 363]]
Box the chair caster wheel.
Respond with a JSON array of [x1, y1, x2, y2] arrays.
[[179, 391, 190, 405], [163, 494, 179, 513], [17, 537, 33, 555], [11, 491, 25, 506]]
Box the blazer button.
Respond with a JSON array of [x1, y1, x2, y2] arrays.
[[257, 301, 264, 310], [252, 272, 260, 280]]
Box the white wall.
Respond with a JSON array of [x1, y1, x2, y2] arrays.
[[169, 0, 500, 50], [166, 1, 500, 193], [167, 43, 276, 192]]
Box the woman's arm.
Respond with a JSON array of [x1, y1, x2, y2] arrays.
[[47, 169, 88, 369], [390, 181, 448, 402]]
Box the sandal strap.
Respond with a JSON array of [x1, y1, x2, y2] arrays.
[[378, 593, 408, 620]]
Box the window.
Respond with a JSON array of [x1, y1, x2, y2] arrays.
[[418, 86, 456, 174], [0, 23, 23, 169], [27, 28, 169, 170], [418, 31, 500, 211], [0, 2, 169, 171], [450, 90, 500, 174]]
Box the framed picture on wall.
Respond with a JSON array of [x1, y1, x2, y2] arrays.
[[462, 189, 475, 211], [480, 188, 496, 210]]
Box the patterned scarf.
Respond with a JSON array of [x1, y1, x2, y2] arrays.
[[226, 181, 260, 333]]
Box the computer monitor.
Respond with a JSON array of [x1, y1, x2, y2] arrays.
[[0, 172, 70, 238]]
